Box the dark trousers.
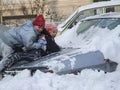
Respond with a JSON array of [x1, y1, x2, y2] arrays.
[[2, 49, 41, 71]]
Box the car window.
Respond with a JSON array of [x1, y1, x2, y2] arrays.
[[97, 19, 120, 29], [76, 19, 100, 34], [76, 18, 120, 35], [107, 19, 120, 30]]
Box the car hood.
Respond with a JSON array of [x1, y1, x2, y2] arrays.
[[9, 48, 108, 74]]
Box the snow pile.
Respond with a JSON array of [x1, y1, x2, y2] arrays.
[[56, 23, 120, 63], [0, 69, 120, 90]]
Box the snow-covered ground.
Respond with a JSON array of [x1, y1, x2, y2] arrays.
[[1, 1, 120, 90], [0, 19, 120, 90], [1, 69, 120, 90]]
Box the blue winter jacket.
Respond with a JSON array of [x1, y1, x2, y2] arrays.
[[1, 21, 41, 50]]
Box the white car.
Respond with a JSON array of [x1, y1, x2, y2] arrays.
[[58, 0, 120, 33]]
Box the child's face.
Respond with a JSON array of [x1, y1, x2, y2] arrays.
[[34, 25, 44, 33], [49, 29, 58, 38]]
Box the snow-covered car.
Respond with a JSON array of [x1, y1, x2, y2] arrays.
[[5, 12, 120, 75], [58, 0, 120, 33]]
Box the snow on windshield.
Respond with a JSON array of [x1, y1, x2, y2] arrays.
[[56, 20, 120, 63]]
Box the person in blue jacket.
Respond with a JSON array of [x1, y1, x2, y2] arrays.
[[0, 14, 47, 72]]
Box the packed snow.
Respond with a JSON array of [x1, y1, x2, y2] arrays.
[[1, 1, 120, 90], [56, 22, 120, 63]]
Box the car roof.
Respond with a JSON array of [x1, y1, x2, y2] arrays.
[[78, 1, 120, 13], [81, 12, 120, 21], [59, 1, 120, 27]]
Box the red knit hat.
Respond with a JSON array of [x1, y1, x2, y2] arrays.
[[33, 15, 45, 28]]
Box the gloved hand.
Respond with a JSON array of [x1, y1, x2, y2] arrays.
[[38, 39, 47, 51]]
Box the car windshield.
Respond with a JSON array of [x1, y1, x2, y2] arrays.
[[76, 18, 120, 35]]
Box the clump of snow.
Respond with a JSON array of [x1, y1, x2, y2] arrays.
[[42, 54, 76, 72]]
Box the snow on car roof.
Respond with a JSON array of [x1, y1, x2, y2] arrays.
[[78, 0, 120, 12]]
